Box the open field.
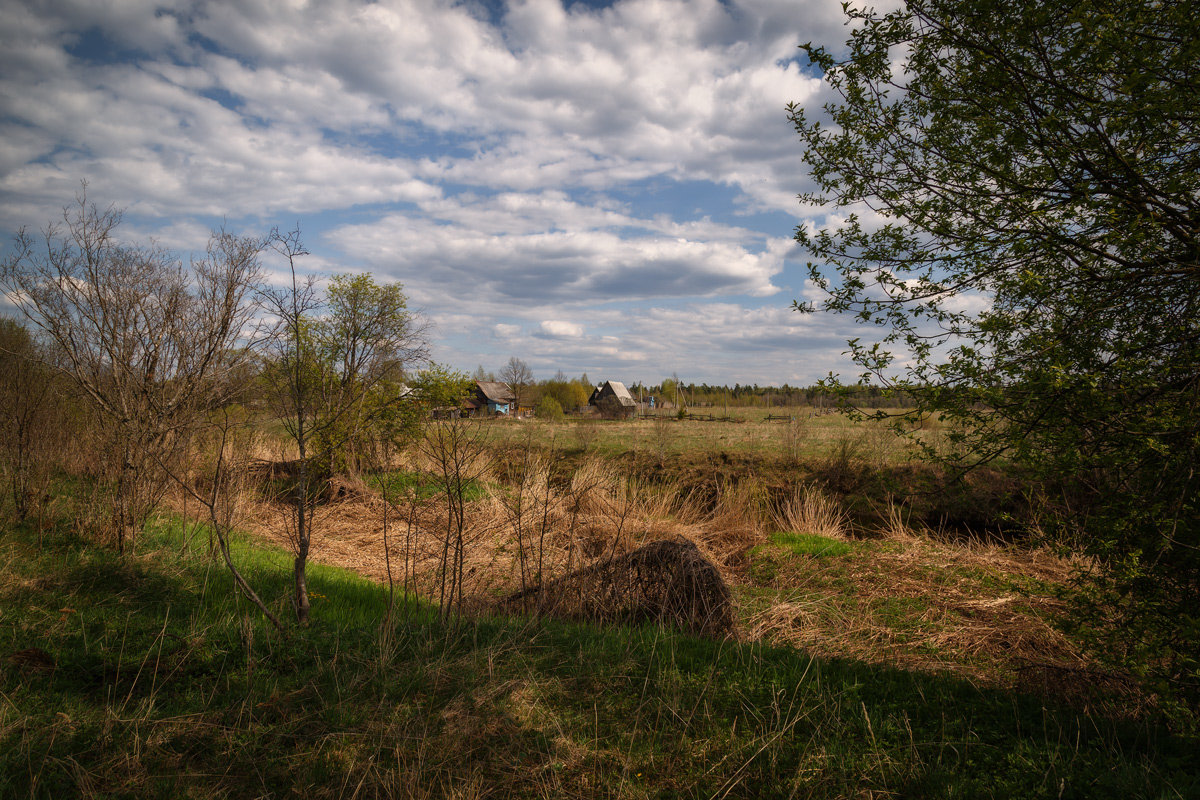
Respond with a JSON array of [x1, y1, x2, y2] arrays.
[[3, 518, 1197, 799], [3, 411, 1195, 797], [482, 407, 926, 466], [198, 414, 1113, 706], [227, 450, 1109, 707]]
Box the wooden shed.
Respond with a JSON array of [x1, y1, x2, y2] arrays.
[[589, 380, 637, 419]]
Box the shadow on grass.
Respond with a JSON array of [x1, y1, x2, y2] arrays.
[[0, 518, 1196, 799]]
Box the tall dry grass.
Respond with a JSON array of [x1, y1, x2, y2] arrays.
[[771, 486, 849, 540], [240, 456, 770, 614]]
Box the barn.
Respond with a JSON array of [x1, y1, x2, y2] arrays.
[[589, 380, 637, 419]]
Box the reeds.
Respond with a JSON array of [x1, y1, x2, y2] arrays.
[[771, 485, 849, 540]]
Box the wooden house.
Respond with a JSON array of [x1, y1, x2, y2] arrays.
[[465, 381, 516, 416], [589, 380, 637, 419]]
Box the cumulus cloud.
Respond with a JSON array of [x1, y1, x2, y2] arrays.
[[431, 300, 863, 385], [0, 0, 868, 385], [326, 190, 791, 307], [537, 319, 584, 338], [493, 322, 522, 338], [1, 0, 843, 224]]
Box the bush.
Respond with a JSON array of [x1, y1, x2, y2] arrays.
[[536, 396, 564, 420]]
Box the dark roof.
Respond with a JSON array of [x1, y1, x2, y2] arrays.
[[475, 381, 515, 404]]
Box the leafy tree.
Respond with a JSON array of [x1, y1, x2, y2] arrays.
[[791, 0, 1200, 704], [537, 377, 590, 414], [258, 232, 428, 623], [411, 363, 475, 412], [567, 380, 591, 412], [536, 395, 564, 420], [659, 375, 684, 410], [313, 273, 425, 473]]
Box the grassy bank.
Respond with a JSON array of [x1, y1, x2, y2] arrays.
[[2, 518, 1195, 799]]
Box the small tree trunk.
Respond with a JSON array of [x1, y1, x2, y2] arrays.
[[293, 554, 310, 624], [294, 470, 311, 623]]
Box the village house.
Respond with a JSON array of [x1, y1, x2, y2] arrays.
[[465, 381, 516, 416], [588, 380, 637, 419]]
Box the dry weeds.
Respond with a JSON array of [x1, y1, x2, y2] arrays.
[[742, 501, 1138, 711], [771, 486, 849, 540], [165, 453, 1119, 706]]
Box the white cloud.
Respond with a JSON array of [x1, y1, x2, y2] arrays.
[[326, 191, 790, 307], [0, 0, 869, 385], [430, 299, 862, 385], [538, 319, 584, 338], [493, 322, 522, 338], [1, 0, 844, 224]]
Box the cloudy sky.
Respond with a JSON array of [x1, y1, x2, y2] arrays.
[[0, 0, 867, 386]]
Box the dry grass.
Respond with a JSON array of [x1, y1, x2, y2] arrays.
[[483, 407, 920, 464], [184, 457, 761, 618], [770, 486, 849, 540], [160, 428, 1127, 709], [225, 475, 1081, 685], [742, 501, 1141, 711], [746, 537, 1075, 671], [497, 537, 735, 636]]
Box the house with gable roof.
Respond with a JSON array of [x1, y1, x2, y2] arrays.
[[588, 380, 637, 419], [465, 380, 516, 416]]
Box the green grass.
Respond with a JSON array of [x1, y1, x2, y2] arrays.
[[367, 468, 489, 503], [767, 531, 855, 558], [480, 408, 918, 464], [1, 518, 1196, 798], [749, 532, 858, 584]]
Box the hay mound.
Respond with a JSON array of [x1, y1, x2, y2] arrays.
[[247, 460, 373, 504], [322, 474, 372, 503], [498, 537, 734, 637]]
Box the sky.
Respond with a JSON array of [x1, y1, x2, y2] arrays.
[[0, 0, 870, 387]]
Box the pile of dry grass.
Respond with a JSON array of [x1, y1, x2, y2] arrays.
[[496, 537, 734, 637]]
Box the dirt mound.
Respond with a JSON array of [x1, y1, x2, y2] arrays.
[[497, 537, 734, 637]]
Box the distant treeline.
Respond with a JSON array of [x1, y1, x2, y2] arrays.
[[619, 381, 909, 410], [477, 367, 910, 411]]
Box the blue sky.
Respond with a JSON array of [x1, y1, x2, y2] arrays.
[[0, 0, 868, 386]]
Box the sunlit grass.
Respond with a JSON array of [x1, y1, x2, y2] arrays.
[[768, 530, 854, 557], [2, 513, 1194, 798]]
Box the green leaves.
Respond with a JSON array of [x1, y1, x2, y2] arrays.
[[793, 0, 1200, 707], [411, 363, 473, 410]]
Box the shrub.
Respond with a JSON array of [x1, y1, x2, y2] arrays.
[[536, 396, 564, 420]]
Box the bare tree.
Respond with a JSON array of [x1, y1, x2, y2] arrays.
[[172, 408, 284, 631], [0, 320, 68, 536], [0, 189, 263, 553], [258, 229, 429, 624], [408, 366, 486, 622], [420, 415, 492, 623], [499, 356, 534, 412]]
